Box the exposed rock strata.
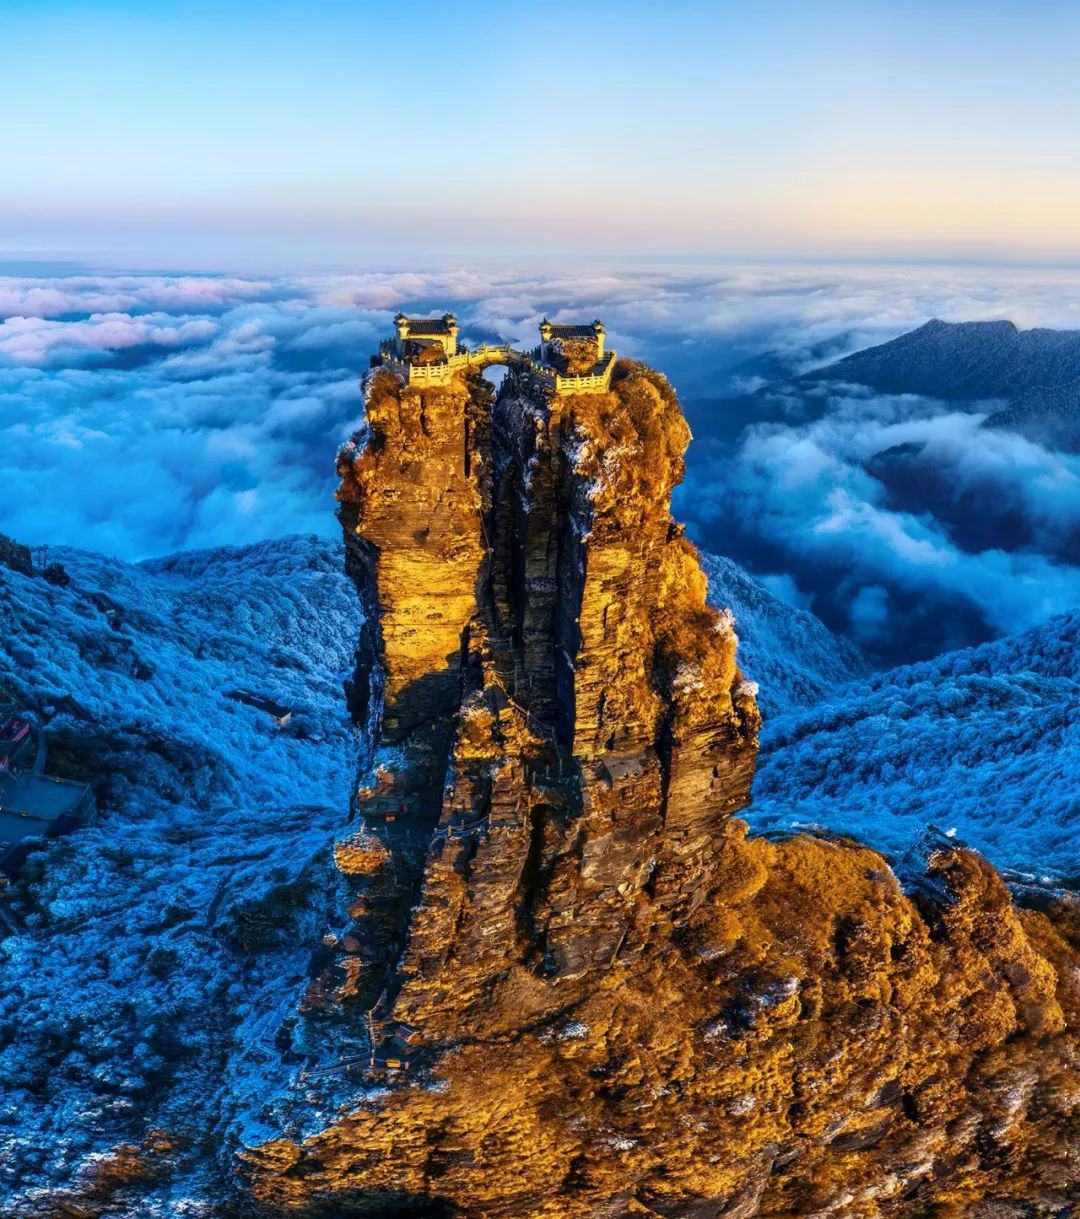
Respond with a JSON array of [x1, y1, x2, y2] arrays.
[[243, 330, 1080, 1218]]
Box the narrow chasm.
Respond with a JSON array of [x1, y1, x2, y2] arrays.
[[239, 323, 1080, 1219]]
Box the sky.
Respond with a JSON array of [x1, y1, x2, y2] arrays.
[[6, 0, 1080, 267], [4, 3, 1080, 662]]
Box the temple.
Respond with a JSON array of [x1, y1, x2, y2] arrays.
[[389, 311, 459, 359], [375, 314, 616, 393], [537, 317, 605, 362]]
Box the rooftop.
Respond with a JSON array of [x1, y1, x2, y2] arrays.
[[394, 313, 457, 337], [541, 320, 605, 339]]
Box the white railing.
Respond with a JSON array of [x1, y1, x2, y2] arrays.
[[376, 344, 615, 395]]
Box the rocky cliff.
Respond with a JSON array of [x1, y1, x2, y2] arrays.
[[243, 326, 1080, 1219]]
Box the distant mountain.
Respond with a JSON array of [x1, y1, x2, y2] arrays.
[[690, 318, 1080, 443], [679, 318, 1080, 667], [846, 323, 1080, 564], [701, 552, 865, 718], [802, 317, 1080, 400], [984, 376, 1080, 452], [808, 318, 1080, 453], [750, 608, 1080, 880], [865, 441, 1049, 557]]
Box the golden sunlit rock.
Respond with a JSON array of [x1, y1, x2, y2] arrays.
[[241, 319, 1080, 1218]]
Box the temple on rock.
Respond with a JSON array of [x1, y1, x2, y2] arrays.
[[376, 314, 617, 393], [389, 311, 460, 359], [240, 313, 1080, 1219]]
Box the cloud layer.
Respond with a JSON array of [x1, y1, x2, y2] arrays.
[[2, 262, 1079, 661], [678, 380, 1080, 662]]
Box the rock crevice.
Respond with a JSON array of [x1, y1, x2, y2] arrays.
[[242, 324, 1080, 1219]]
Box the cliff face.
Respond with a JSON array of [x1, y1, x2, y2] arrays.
[[243, 330, 1080, 1218]]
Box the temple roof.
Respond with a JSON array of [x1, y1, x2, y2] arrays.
[[396, 313, 456, 336], [542, 320, 604, 339]]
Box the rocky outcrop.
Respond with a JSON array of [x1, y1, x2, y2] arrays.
[[242, 324, 1080, 1218]]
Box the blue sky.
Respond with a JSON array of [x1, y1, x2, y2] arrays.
[[6, 0, 1080, 267]]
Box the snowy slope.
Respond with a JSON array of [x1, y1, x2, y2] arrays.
[[984, 376, 1080, 453], [0, 530, 1074, 1210], [701, 552, 865, 718], [0, 535, 363, 1214], [750, 611, 1080, 880], [802, 318, 1080, 400], [0, 535, 862, 1210]]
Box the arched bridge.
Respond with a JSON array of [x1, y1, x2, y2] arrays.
[[376, 319, 617, 395]]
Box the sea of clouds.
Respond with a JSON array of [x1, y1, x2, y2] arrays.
[[3, 261, 1080, 656], [679, 380, 1080, 661]]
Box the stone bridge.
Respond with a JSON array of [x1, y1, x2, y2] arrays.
[[376, 323, 616, 394]]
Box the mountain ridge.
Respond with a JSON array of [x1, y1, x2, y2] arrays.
[[801, 316, 1080, 400], [753, 605, 1080, 879]]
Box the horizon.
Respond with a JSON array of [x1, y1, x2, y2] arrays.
[[4, 258, 1080, 672], [19, 252, 1080, 280]]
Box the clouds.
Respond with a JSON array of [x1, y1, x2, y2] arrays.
[[0, 274, 275, 320], [679, 376, 1080, 662], [0, 312, 218, 365], [1, 260, 1080, 671], [0, 293, 370, 558]]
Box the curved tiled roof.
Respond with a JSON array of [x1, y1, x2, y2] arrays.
[[542, 320, 604, 339], [406, 320, 453, 336], [397, 313, 457, 336]]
